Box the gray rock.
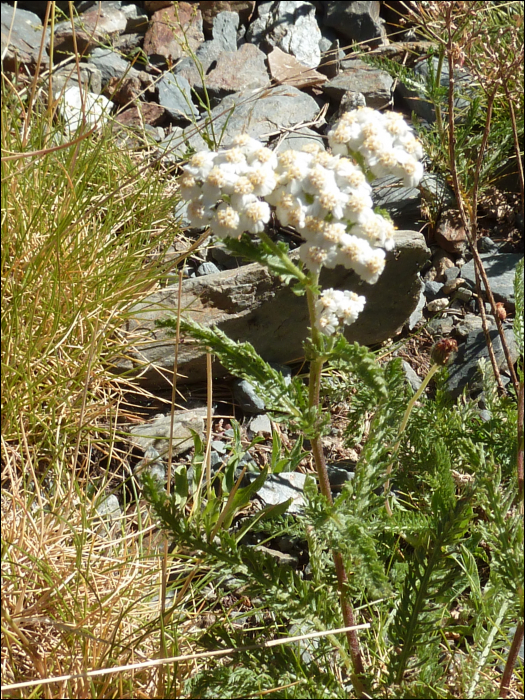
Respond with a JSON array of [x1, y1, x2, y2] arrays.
[[87, 47, 139, 86], [447, 327, 518, 398], [324, 58, 393, 110], [323, 0, 387, 47], [127, 409, 206, 457], [407, 281, 425, 330], [175, 42, 270, 106], [402, 360, 423, 392], [372, 176, 421, 229], [118, 230, 429, 388], [326, 464, 355, 491], [443, 266, 461, 284], [424, 280, 444, 301], [455, 287, 473, 302], [246, 471, 307, 514], [53, 63, 102, 96], [273, 127, 326, 152], [53, 5, 127, 56], [120, 3, 149, 33], [397, 56, 474, 123], [197, 261, 221, 276], [160, 85, 321, 158], [478, 236, 499, 253], [247, 1, 322, 69], [455, 314, 495, 339], [211, 10, 239, 52], [427, 316, 455, 337], [234, 379, 265, 413], [96, 494, 122, 520], [157, 72, 197, 121], [211, 439, 228, 454], [248, 414, 273, 437], [1, 4, 50, 72], [461, 254, 523, 307], [419, 172, 457, 214]]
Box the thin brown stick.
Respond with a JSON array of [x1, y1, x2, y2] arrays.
[[444, 15, 519, 397], [499, 620, 524, 698]]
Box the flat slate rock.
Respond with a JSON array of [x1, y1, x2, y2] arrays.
[[460, 254, 523, 307], [1, 4, 50, 72], [118, 230, 429, 388], [158, 84, 322, 158], [246, 471, 307, 515], [447, 326, 518, 399], [323, 58, 394, 110]]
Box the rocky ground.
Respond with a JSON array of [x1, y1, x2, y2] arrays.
[[2, 0, 523, 524]]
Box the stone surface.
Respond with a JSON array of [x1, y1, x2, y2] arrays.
[[159, 85, 322, 158], [1, 4, 49, 72], [143, 2, 204, 67], [127, 409, 206, 457], [199, 1, 256, 35], [323, 0, 386, 47], [157, 72, 197, 121], [402, 360, 422, 392], [372, 175, 423, 229], [246, 471, 307, 514], [460, 254, 523, 308], [247, 0, 322, 69], [267, 46, 325, 88], [176, 41, 270, 104], [447, 327, 518, 398], [233, 379, 266, 413], [397, 56, 474, 123], [53, 5, 127, 57], [87, 47, 140, 86], [407, 281, 425, 330], [53, 63, 102, 96], [324, 58, 393, 110], [118, 230, 429, 388], [427, 298, 450, 313], [424, 280, 444, 301], [248, 414, 273, 436], [273, 126, 326, 152]]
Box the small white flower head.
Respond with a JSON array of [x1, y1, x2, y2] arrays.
[[384, 111, 411, 138], [299, 243, 330, 273], [215, 146, 248, 175], [248, 167, 277, 197], [233, 175, 255, 195], [308, 189, 348, 220], [233, 134, 264, 158], [230, 192, 258, 212], [300, 215, 327, 240], [343, 190, 374, 223], [179, 172, 201, 201], [209, 202, 243, 239], [187, 197, 213, 227], [314, 288, 366, 335], [352, 211, 396, 250], [184, 150, 216, 180], [241, 199, 271, 234], [334, 158, 370, 193]]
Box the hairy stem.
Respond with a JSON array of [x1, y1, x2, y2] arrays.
[[306, 286, 367, 694]]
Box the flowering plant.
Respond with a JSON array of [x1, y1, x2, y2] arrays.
[[161, 107, 424, 688]]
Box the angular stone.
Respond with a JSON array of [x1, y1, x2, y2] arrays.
[[246, 471, 307, 514], [157, 72, 197, 121], [176, 42, 269, 104], [114, 102, 167, 128], [268, 46, 326, 88], [209, 10, 239, 51], [323, 1, 387, 48], [52, 63, 102, 96], [143, 2, 204, 67], [87, 47, 140, 87], [118, 230, 429, 388], [199, 1, 256, 35], [1, 4, 49, 72], [53, 5, 127, 56], [127, 409, 206, 457], [247, 0, 322, 69], [273, 126, 326, 153], [323, 59, 393, 110], [180, 85, 319, 151], [447, 327, 518, 398], [460, 254, 523, 308]]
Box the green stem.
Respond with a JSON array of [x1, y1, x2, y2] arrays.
[[384, 363, 441, 515], [305, 286, 367, 695], [257, 229, 309, 286]]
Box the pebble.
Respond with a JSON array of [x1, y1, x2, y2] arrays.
[[427, 298, 450, 312]]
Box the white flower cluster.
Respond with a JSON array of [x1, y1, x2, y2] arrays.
[[315, 289, 366, 336], [180, 134, 276, 238], [328, 107, 424, 187], [179, 108, 424, 336]]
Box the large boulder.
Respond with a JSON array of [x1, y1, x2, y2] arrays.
[[118, 230, 430, 388]]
